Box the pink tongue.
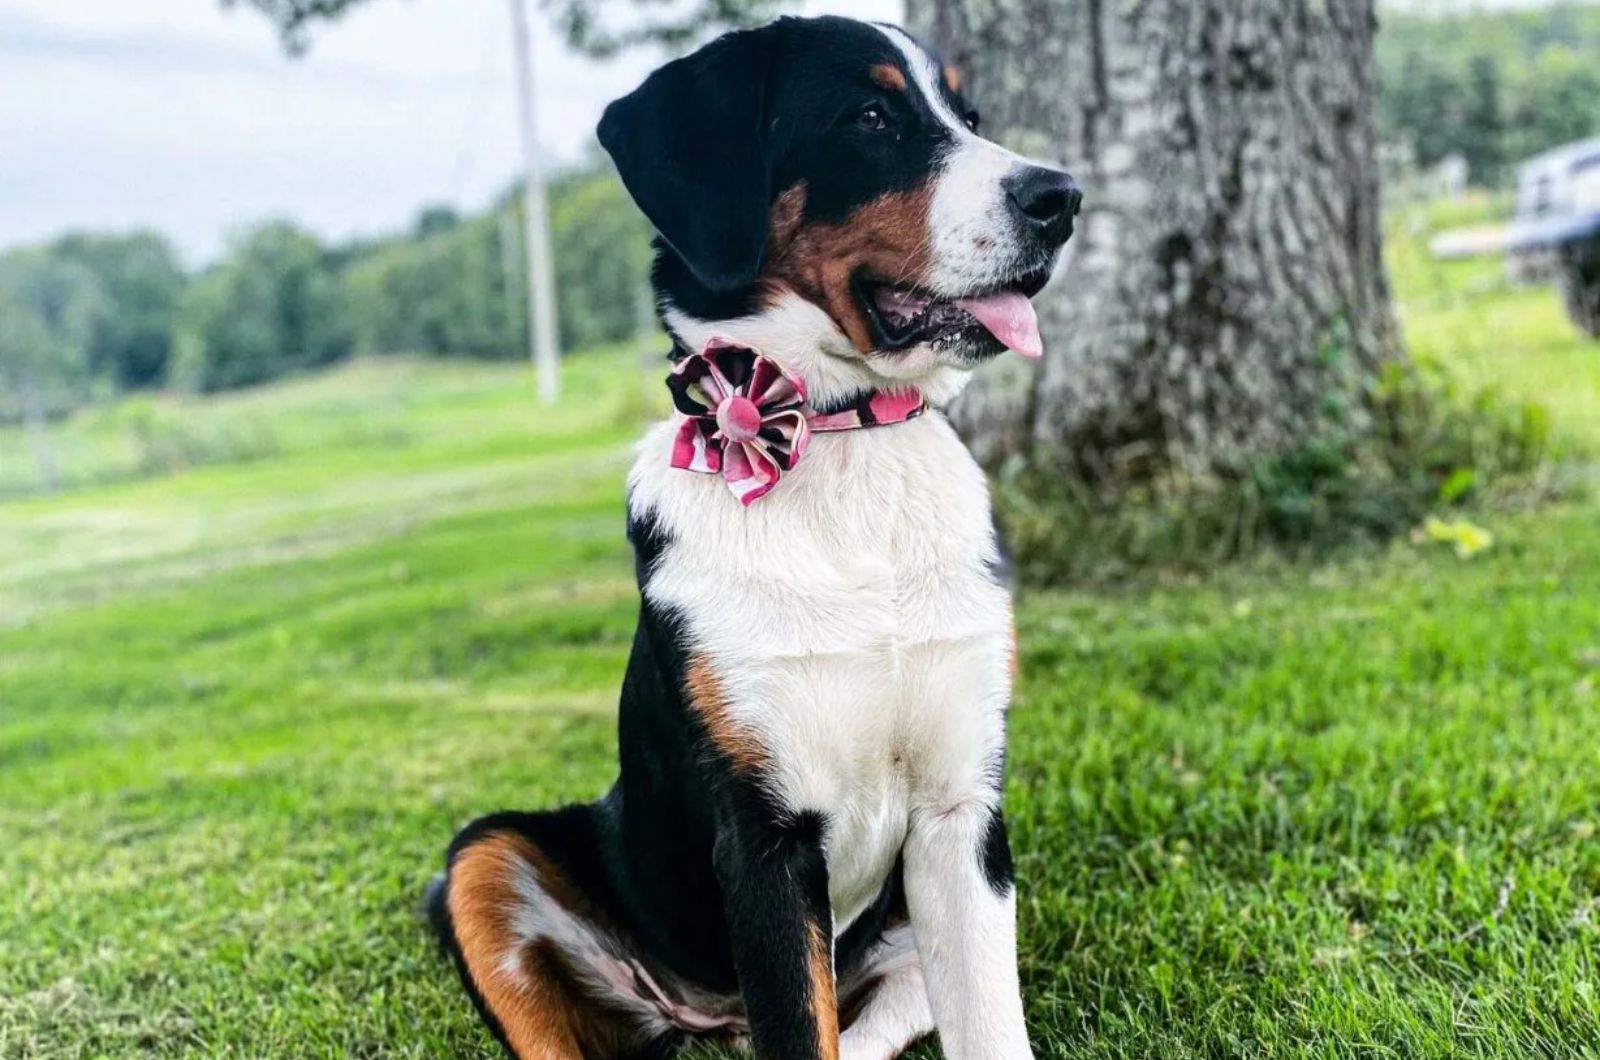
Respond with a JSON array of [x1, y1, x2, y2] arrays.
[[953, 291, 1043, 361], [956, 291, 1043, 359]]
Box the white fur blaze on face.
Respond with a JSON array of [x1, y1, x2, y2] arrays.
[[876, 25, 1040, 296], [927, 141, 1036, 293]]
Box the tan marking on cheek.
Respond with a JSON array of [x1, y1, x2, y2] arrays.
[[808, 919, 841, 1060], [870, 63, 907, 92], [447, 835, 584, 1058], [762, 185, 937, 355], [686, 655, 770, 774], [944, 64, 964, 93]]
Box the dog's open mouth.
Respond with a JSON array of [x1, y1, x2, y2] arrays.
[[856, 268, 1052, 359]]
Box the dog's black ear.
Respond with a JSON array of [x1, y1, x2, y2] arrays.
[[598, 27, 777, 293]]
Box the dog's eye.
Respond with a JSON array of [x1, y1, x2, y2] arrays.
[[856, 105, 890, 132], [964, 109, 981, 133]]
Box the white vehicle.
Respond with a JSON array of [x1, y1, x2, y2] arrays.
[[1507, 137, 1600, 338]]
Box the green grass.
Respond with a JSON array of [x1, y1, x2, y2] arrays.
[[4, 225, 1600, 1057], [1387, 191, 1600, 453]]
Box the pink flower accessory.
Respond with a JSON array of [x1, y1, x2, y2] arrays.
[[667, 338, 926, 506]]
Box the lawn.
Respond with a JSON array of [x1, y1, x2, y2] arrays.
[[4, 222, 1600, 1057]]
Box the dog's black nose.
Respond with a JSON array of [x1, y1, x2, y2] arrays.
[[1005, 165, 1082, 244]]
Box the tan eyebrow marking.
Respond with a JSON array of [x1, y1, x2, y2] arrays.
[[943, 64, 964, 93], [870, 62, 907, 91]]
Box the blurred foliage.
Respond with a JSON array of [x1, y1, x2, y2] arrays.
[[226, 0, 776, 56], [52, 233, 186, 390], [343, 167, 652, 361], [1378, 3, 1600, 185], [542, 0, 777, 57], [548, 166, 654, 348], [0, 247, 109, 418], [344, 210, 520, 361], [173, 221, 353, 393], [0, 164, 650, 423]]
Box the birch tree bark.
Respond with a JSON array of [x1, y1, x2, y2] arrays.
[[909, 0, 1402, 478]]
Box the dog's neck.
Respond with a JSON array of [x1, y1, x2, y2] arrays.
[[661, 289, 974, 412]]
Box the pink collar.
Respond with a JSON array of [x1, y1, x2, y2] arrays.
[[666, 338, 927, 506]]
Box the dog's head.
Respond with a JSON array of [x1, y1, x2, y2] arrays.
[[599, 16, 1080, 404]]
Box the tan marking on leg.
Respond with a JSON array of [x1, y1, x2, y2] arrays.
[[686, 655, 770, 774], [870, 63, 907, 92], [448, 834, 583, 1058], [809, 919, 840, 1060]]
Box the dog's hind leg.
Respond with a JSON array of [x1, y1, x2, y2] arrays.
[[837, 923, 933, 1060], [430, 807, 683, 1060]]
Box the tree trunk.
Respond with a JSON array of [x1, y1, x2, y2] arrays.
[[909, 0, 1402, 478]]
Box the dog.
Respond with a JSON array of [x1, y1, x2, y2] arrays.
[[428, 15, 1080, 1060]]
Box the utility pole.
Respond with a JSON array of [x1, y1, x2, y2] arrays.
[[508, 0, 561, 404]]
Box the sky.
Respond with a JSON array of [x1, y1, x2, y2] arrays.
[[0, 0, 900, 265]]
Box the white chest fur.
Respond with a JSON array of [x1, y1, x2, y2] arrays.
[[628, 412, 1015, 930]]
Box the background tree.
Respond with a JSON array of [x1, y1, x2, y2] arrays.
[[0, 249, 108, 404], [1460, 54, 1505, 187], [1508, 43, 1600, 165], [342, 169, 651, 360], [344, 209, 515, 360], [910, 0, 1400, 482], [547, 165, 653, 350], [0, 287, 63, 491], [413, 204, 464, 240], [174, 222, 351, 392], [0, 250, 110, 489], [1378, 4, 1600, 185], [52, 232, 186, 391]]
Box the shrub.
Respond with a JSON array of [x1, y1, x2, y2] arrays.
[[996, 355, 1560, 586], [94, 396, 284, 476]]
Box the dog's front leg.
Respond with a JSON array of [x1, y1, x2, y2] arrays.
[[715, 808, 839, 1060], [904, 796, 1031, 1060]]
